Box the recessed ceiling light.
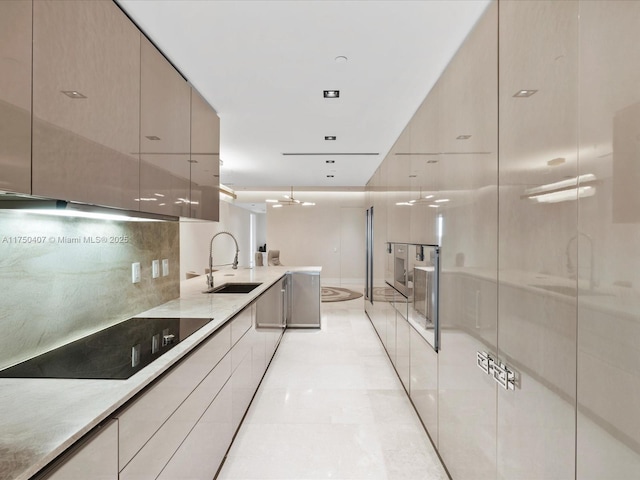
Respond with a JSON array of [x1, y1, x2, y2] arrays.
[[145, 135, 161, 141], [324, 136, 337, 141], [435, 198, 450, 203], [323, 90, 340, 98], [547, 157, 566, 166], [266, 199, 278, 203], [326, 160, 335, 164], [61, 90, 87, 99], [513, 89, 538, 98], [327, 175, 335, 178], [335, 56, 348, 63], [424, 195, 434, 199], [272, 204, 283, 208], [456, 135, 472, 140], [428, 204, 439, 208], [302, 202, 315, 206]]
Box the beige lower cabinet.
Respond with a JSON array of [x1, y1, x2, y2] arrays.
[[231, 328, 256, 428], [38, 420, 118, 480], [157, 380, 233, 479], [394, 300, 411, 391], [119, 355, 232, 480], [370, 300, 388, 346], [385, 298, 397, 364], [409, 328, 438, 444], [370, 287, 439, 446], [251, 325, 267, 387], [256, 277, 286, 359], [120, 298, 276, 480], [120, 355, 231, 480], [117, 323, 232, 469]]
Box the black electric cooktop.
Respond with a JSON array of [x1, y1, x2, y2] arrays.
[[0, 317, 213, 380]]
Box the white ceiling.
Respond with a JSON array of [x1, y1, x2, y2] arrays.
[[117, 0, 490, 192]]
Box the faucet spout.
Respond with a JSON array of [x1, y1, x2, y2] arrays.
[[204, 231, 240, 292]]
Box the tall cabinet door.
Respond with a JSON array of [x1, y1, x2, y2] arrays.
[[498, 1, 579, 478], [140, 36, 191, 218], [436, 3, 499, 478], [577, 2, 640, 478], [190, 89, 220, 221], [32, 0, 140, 210], [0, 0, 31, 195]]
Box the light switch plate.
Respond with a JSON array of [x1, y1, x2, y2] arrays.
[[132, 262, 141, 283], [152, 260, 160, 279], [162, 259, 169, 277]]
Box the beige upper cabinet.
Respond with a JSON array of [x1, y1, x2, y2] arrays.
[[139, 37, 191, 218], [0, 0, 32, 195], [32, 0, 140, 210], [190, 89, 220, 221]]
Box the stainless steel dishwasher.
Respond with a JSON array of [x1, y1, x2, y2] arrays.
[[286, 271, 321, 328]]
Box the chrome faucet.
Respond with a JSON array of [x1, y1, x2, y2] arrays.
[[566, 232, 595, 290], [205, 231, 239, 292]]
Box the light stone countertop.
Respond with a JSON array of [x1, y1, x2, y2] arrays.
[[0, 266, 320, 480]]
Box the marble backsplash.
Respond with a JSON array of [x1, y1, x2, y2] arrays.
[[0, 210, 180, 370]]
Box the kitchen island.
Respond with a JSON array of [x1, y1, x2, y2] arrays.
[[0, 266, 320, 480]]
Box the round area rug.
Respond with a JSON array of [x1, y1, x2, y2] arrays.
[[321, 286, 363, 302]]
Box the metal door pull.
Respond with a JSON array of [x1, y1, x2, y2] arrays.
[[476, 351, 517, 390]]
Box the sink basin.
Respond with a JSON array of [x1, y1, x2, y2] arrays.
[[205, 282, 262, 294], [529, 284, 612, 297]]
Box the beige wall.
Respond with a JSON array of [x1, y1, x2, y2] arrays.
[[179, 199, 254, 279], [265, 194, 365, 285]]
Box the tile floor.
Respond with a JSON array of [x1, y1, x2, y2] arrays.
[[217, 288, 449, 480]]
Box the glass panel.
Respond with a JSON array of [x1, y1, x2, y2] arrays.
[[0, 0, 31, 195], [498, 1, 578, 478], [140, 37, 191, 217], [190, 89, 220, 221], [577, 1, 640, 477], [32, 0, 140, 209], [436, 3, 498, 478]]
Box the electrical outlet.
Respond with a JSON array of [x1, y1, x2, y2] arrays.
[[131, 262, 141, 283], [152, 260, 160, 279], [162, 259, 169, 276]]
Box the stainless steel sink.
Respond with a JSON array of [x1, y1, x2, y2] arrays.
[[529, 284, 612, 297], [205, 282, 262, 294]]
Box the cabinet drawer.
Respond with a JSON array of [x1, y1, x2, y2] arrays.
[[117, 323, 231, 468], [32, 0, 141, 210], [396, 315, 411, 390], [231, 306, 252, 346], [157, 379, 233, 480], [38, 420, 118, 480], [231, 341, 254, 428], [120, 355, 232, 480]]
